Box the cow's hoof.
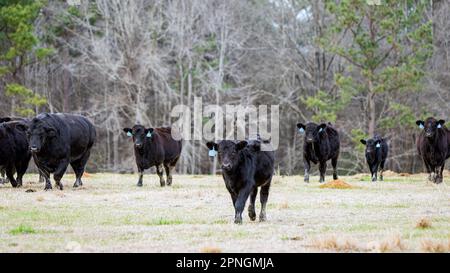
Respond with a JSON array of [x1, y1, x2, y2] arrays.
[[435, 177, 443, 184], [248, 210, 256, 221], [304, 180, 309, 183], [44, 187, 52, 191], [137, 182, 143, 187], [73, 183, 80, 188], [259, 214, 267, 222], [17, 183, 22, 188], [160, 182, 166, 187], [234, 218, 243, 224], [166, 181, 172, 186], [372, 178, 377, 182]]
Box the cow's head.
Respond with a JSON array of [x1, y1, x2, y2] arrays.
[[416, 118, 445, 138], [123, 125, 153, 149], [360, 138, 381, 154], [297, 122, 327, 143], [206, 140, 248, 171], [27, 118, 57, 153]]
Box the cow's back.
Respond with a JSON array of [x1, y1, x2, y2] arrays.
[[39, 113, 96, 159], [153, 127, 182, 162], [254, 150, 275, 185], [324, 126, 340, 160]]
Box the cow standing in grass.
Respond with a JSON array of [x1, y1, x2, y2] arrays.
[[206, 140, 275, 224], [296, 122, 340, 183], [0, 121, 32, 187], [0, 117, 28, 184], [26, 113, 96, 190], [416, 117, 450, 184], [360, 135, 388, 182], [123, 126, 182, 187]]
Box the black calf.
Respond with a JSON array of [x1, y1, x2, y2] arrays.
[[206, 140, 275, 224], [360, 136, 388, 182]]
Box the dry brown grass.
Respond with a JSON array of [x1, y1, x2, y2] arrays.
[[420, 239, 449, 253], [278, 202, 289, 209], [378, 235, 406, 252], [200, 247, 222, 253], [416, 218, 432, 229], [383, 170, 398, 177], [311, 235, 362, 252], [319, 179, 358, 189], [399, 173, 411, 177]]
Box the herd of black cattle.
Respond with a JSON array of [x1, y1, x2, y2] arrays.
[[0, 113, 449, 223]]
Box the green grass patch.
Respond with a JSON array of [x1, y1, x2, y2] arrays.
[[144, 218, 184, 226], [9, 225, 36, 235]]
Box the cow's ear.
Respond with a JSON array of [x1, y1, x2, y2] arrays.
[[360, 139, 367, 145], [206, 141, 216, 150], [236, 140, 248, 150], [437, 120, 445, 128], [123, 128, 132, 137], [318, 123, 327, 133], [15, 123, 28, 132], [145, 128, 154, 138], [46, 127, 57, 137], [296, 123, 305, 134], [0, 117, 12, 123], [416, 120, 425, 129]]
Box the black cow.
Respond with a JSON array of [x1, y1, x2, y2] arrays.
[[0, 121, 32, 187], [360, 135, 388, 182], [123, 125, 182, 187], [416, 117, 450, 184], [206, 140, 275, 224], [25, 113, 96, 190], [0, 117, 31, 184], [296, 122, 340, 183]]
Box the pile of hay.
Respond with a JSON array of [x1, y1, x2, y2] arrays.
[[319, 179, 358, 189]]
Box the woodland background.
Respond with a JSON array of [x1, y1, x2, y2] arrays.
[[0, 0, 449, 175]]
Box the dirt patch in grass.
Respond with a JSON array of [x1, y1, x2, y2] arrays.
[[319, 180, 359, 189]]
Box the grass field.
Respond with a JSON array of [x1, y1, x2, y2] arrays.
[[0, 172, 449, 253]]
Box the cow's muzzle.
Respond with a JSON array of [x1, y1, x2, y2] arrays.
[[30, 146, 39, 153], [222, 163, 232, 171]]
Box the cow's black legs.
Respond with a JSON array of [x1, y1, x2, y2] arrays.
[[5, 166, 18, 188], [379, 160, 385, 181], [164, 164, 173, 186], [38, 167, 52, 191], [156, 165, 165, 187], [234, 182, 253, 224], [248, 187, 258, 221], [71, 151, 91, 188], [331, 156, 338, 180], [15, 159, 29, 188], [304, 157, 311, 183], [371, 163, 379, 182], [319, 161, 327, 183], [53, 160, 69, 190], [0, 168, 6, 184], [137, 168, 144, 187], [436, 163, 445, 184], [259, 182, 271, 222], [424, 160, 434, 182]]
